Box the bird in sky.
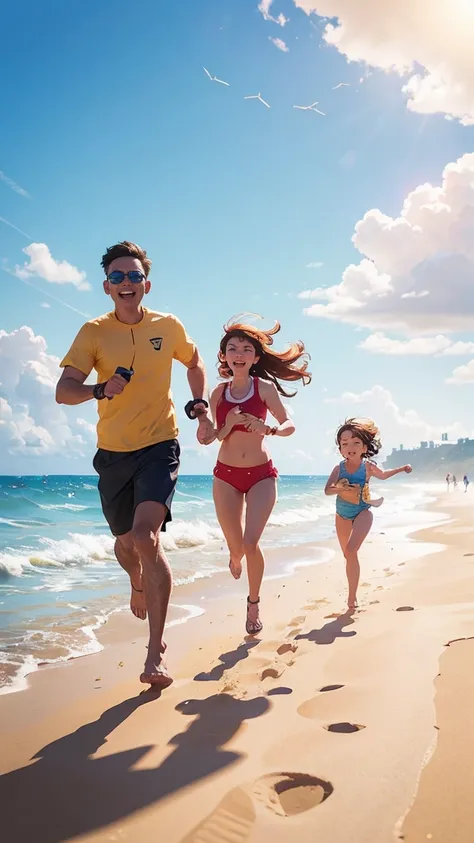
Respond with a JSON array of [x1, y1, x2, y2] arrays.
[[333, 82, 350, 89], [293, 102, 326, 115], [203, 67, 230, 86], [244, 93, 271, 108]]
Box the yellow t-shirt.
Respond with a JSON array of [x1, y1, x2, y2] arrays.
[[60, 308, 196, 452]]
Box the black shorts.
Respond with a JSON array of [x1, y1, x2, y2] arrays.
[[93, 439, 180, 537]]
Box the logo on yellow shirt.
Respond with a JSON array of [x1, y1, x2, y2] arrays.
[[149, 337, 163, 351]]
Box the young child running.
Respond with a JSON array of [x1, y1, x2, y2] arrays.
[[325, 418, 412, 610]]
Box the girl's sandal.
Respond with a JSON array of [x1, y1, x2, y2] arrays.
[[246, 597, 263, 635]]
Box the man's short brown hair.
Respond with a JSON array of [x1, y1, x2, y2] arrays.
[[101, 241, 152, 277]]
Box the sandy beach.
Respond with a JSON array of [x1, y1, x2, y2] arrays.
[[1, 491, 474, 843]]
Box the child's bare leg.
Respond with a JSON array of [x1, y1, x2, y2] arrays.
[[335, 515, 353, 605], [344, 510, 373, 608]]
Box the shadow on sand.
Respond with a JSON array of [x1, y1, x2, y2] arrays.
[[1, 690, 270, 842], [295, 611, 357, 646], [194, 640, 260, 682]]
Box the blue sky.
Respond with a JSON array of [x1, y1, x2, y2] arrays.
[[1, 0, 474, 475]]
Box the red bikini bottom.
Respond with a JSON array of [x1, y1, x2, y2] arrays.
[[213, 460, 278, 494]]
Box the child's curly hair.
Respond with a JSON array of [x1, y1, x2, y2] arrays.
[[336, 418, 381, 459], [218, 318, 311, 398]]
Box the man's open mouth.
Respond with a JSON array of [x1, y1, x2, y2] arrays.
[[118, 290, 136, 300]]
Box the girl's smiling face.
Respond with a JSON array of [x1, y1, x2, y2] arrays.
[[224, 336, 259, 375], [338, 429, 367, 462]]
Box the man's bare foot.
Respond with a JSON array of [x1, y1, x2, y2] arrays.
[[229, 557, 242, 579], [140, 655, 173, 689], [130, 570, 147, 620], [348, 597, 359, 610]]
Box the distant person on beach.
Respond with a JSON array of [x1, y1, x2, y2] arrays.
[[325, 419, 412, 610], [453, 474, 458, 489], [56, 241, 214, 689], [205, 316, 311, 635], [464, 475, 470, 492], [446, 473, 451, 491]]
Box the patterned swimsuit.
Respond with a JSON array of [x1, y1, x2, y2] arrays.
[[336, 461, 371, 521]]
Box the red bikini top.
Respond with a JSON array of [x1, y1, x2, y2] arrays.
[[216, 377, 267, 433]]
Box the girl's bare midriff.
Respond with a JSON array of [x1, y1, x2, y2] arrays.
[[217, 429, 271, 467]]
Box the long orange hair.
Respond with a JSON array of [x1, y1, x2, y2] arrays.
[[218, 319, 311, 398]]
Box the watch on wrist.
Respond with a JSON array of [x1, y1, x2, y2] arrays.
[[93, 382, 107, 401], [184, 398, 209, 419]]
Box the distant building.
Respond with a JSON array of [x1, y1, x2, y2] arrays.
[[384, 436, 474, 477]]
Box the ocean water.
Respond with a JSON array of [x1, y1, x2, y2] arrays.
[[0, 473, 439, 693]]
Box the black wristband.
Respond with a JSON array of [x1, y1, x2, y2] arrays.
[[93, 382, 107, 401], [184, 398, 209, 419]]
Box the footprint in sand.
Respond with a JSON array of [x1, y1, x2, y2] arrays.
[[464, 553, 474, 557], [288, 615, 306, 627], [180, 785, 256, 842], [259, 640, 298, 658], [182, 773, 333, 839], [239, 657, 275, 674], [445, 635, 474, 647], [276, 642, 298, 656], [396, 606, 415, 612], [253, 772, 334, 816], [303, 598, 329, 610], [324, 722, 366, 734], [285, 615, 306, 637], [261, 666, 284, 681], [320, 684, 345, 692], [267, 686, 293, 696], [298, 686, 347, 720]]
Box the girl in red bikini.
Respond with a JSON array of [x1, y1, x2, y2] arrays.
[[207, 317, 311, 635]]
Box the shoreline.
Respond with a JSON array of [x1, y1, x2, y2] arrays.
[[0, 478, 441, 696], [2, 492, 474, 842], [0, 536, 335, 696]]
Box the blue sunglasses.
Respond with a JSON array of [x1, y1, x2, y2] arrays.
[[107, 270, 146, 285]]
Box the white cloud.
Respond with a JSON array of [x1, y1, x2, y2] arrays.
[[359, 333, 474, 356], [0, 170, 30, 198], [401, 290, 429, 300], [40, 302, 51, 309], [324, 384, 468, 451], [269, 36, 289, 52], [0, 326, 95, 457], [302, 153, 474, 334], [446, 359, 474, 385], [291, 0, 474, 125], [442, 342, 474, 356], [258, 0, 289, 26], [76, 417, 96, 437], [306, 261, 323, 269], [14, 243, 91, 291]]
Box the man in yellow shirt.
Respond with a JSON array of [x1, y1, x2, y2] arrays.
[[56, 241, 214, 689]]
